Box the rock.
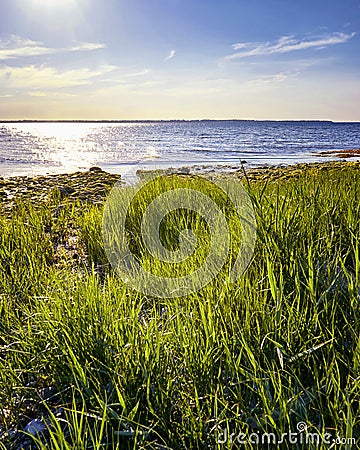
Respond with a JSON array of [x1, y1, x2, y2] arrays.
[[24, 418, 47, 436], [58, 186, 75, 197], [89, 166, 103, 172]]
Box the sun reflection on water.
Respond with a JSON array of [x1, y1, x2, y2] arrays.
[[8, 122, 151, 174]]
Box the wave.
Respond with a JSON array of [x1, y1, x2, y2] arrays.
[[142, 147, 161, 159], [0, 157, 57, 165]]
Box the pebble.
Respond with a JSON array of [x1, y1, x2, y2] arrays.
[[24, 418, 47, 436]]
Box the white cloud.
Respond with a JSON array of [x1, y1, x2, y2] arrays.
[[27, 91, 77, 97], [125, 69, 150, 77], [164, 49, 176, 61], [0, 64, 117, 91], [0, 35, 106, 60], [227, 32, 356, 60], [68, 42, 106, 52], [244, 72, 296, 89]]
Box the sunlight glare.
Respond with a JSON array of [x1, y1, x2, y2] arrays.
[[31, 0, 75, 5], [11, 122, 100, 172], [29, 0, 79, 10]]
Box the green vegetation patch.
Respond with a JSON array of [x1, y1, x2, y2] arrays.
[[0, 162, 359, 449]]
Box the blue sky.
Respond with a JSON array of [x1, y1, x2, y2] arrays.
[[0, 0, 359, 120]]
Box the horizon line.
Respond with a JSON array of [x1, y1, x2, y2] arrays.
[[1, 118, 359, 124]]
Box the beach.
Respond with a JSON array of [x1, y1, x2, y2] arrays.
[[2, 159, 360, 209]]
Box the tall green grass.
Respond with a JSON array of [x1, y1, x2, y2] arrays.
[[0, 165, 359, 449]]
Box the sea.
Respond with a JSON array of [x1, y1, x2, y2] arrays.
[[0, 120, 359, 178]]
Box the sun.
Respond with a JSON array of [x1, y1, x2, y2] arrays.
[[31, 0, 75, 3], [30, 0, 78, 9], [24, 0, 84, 29]]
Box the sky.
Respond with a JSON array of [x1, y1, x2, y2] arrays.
[[0, 0, 359, 121]]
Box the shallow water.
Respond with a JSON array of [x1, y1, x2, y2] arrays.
[[0, 120, 359, 177]]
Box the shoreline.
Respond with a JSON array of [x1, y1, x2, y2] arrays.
[[1, 160, 360, 211], [0, 167, 121, 212], [1, 148, 359, 180], [0, 119, 348, 123]]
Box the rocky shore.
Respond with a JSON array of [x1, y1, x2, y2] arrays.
[[316, 148, 360, 158], [1, 161, 360, 213], [235, 160, 360, 181], [136, 160, 360, 184], [0, 167, 121, 213]]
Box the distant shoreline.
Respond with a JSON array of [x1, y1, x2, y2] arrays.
[[1, 119, 357, 124]]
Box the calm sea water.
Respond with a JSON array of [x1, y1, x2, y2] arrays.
[[0, 121, 359, 177]]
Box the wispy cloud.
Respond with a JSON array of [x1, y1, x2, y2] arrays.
[[68, 42, 105, 52], [125, 69, 150, 77], [245, 72, 296, 89], [0, 35, 106, 60], [226, 32, 356, 60], [27, 91, 77, 98], [164, 49, 176, 61], [0, 64, 117, 91]]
